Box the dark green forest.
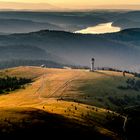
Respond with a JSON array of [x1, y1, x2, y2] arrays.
[[0, 76, 32, 94]]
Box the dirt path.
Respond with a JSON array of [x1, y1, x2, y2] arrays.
[[123, 116, 128, 132], [33, 70, 82, 104], [47, 75, 80, 98]]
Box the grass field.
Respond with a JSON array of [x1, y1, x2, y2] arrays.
[[0, 66, 139, 139]]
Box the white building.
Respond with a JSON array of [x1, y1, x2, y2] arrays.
[[91, 58, 95, 72]]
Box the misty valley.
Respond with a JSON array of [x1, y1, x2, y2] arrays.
[[0, 10, 139, 140], [0, 11, 140, 72]]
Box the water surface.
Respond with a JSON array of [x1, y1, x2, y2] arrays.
[[75, 22, 121, 34]]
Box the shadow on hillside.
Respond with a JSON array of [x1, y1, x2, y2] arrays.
[[0, 107, 114, 140], [124, 106, 140, 140]]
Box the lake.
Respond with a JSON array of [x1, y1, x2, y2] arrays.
[[75, 22, 121, 34]]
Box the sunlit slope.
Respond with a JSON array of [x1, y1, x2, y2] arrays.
[[0, 66, 136, 110], [0, 66, 137, 139]]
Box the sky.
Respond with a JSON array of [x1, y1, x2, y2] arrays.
[[0, 0, 140, 10]]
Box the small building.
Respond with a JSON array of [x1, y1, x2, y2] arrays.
[[41, 64, 46, 68], [63, 66, 72, 70]]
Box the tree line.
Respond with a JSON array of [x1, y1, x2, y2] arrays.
[[0, 76, 32, 94], [118, 78, 140, 91]]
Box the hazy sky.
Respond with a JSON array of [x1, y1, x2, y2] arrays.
[[0, 0, 140, 10]]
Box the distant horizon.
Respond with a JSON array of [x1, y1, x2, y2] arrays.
[[0, 8, 139, 12], [0, 9, 139, 12], [0, 1, 139, 11]]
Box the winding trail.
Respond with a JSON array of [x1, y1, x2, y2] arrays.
[[33, 71, 82, 106], [123, 116, 128, 132]]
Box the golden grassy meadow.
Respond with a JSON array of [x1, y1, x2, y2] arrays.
[[0, 66, 135, 139]]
